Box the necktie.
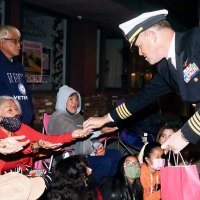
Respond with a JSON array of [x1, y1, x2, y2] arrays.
[[167, 58, 177, 76], [167, 58, 172, 66]]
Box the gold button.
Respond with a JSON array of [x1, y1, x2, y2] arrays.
[[192, 103, 196, 107], [194, 77, 198, 82]]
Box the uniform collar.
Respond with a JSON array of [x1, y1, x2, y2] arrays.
[[167, 33, 176, 68]]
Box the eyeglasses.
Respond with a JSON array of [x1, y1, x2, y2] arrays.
[[2, 38, 21, 45], [124, 160, 140, 167]]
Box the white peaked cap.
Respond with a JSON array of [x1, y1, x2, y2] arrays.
[[119, 9, 168, 44]]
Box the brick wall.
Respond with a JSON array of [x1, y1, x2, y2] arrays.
[[31, 90, 191, 132], [82, 94, 112, 120], [32, 92, 119, 129], [32, 92, 57, 128]]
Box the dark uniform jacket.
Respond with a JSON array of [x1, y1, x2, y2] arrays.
[[110, 27, 200, 144]]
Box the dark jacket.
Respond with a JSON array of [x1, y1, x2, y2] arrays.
[[0, 51, 33, 124], [99, 176, 143, 200], [110, 27, 200, 144]]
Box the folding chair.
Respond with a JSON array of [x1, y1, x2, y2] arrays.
[[42, 112, 73, 166], [113, 98, 159, 153], [100, 98, 136, 155], [33, 112, 54, 171], [100, 130, 136, 155], [42, 112, 51, 135], [42, 112, 54, 170]]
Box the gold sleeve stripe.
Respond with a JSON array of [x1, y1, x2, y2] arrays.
[[188, 112, 200, 136], [116, 103, 132, 119]]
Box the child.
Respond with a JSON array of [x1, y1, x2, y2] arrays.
[[99, 154, 143, 200], [140, 142, 165, 200]]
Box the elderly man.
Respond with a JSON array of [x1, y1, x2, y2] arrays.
[[84, 9, 200, 153], [0, 25, 33, 124]]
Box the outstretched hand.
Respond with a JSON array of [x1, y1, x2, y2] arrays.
[[101, 126, 118, 134], [0, 135, 30, 155], [72, 129, 93, 139], [36, 128, 94, 151], [83, 115, 111, 132], [161, 130, 189, 154], [38, 140, 62, 150]]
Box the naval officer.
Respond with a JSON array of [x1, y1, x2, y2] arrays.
[[84, 9, 200, 153]]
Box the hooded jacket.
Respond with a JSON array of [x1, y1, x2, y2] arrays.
[[140, 163, 161, 200], [48, 85, 101, 155]]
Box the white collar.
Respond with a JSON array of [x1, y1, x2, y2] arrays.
[[167, 33, 176, 68]]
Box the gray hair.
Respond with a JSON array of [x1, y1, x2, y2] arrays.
[[152, 20, 171, 29], [0, 25, 21, 38], [0, 96, 22, 113]]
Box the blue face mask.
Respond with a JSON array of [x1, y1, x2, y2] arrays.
[[0, 114, 22, 132]]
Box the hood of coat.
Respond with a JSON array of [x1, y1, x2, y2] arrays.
[[55, 85, 81, 114]]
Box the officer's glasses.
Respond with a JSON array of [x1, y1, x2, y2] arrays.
[[2, 38, 22, 45]]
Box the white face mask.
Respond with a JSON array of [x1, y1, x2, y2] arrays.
[[151, 159, 165, 170]]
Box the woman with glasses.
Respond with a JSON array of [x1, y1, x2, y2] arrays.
[[99, 154, 143, 200]]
